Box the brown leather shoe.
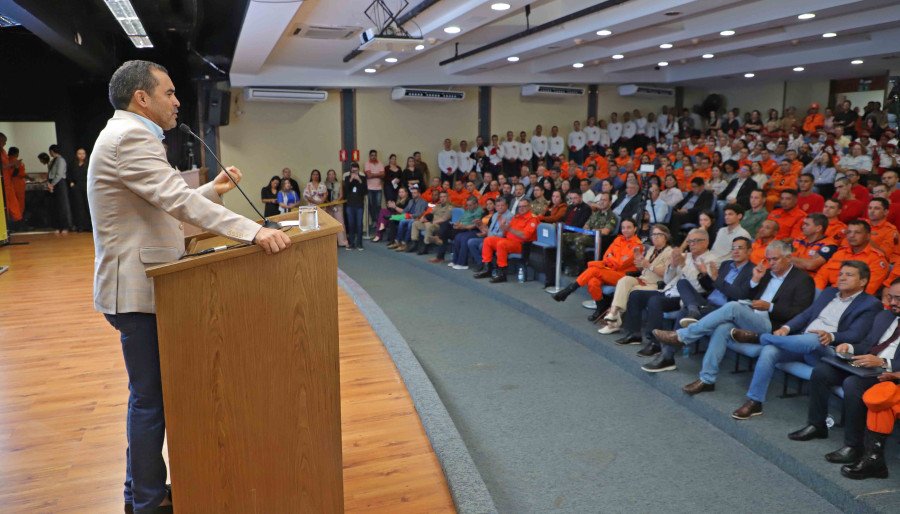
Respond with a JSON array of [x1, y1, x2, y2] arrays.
[[428, 257, 444, 263], [730, 328, 760, 344], [682, 379, 715, 396], [652, 329, 683, 348], [732, 400, 763, 420]]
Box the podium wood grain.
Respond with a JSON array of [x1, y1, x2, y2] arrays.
[[0, 230, 454, 513]]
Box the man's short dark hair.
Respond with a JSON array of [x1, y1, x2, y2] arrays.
[[870, 197, 889, 210], [690, 177, 705, 187], [108, 60, 169, 110], [841, 260, 871, 285], [800, 173, 815, 181], [806, 212, 828, 232], [49, 144, 60, 154], [349, 161, 360, 170], [568, 189, 582, 197], [781, 189, 798, 197], [733, 236, 752, 248], [724, 203, 745, 217], [8, 146, 19, 157], [847, 219, 871, 233], [825, 197, 842, 208]]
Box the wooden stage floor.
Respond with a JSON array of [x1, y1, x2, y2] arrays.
[[0, 233, 454, 513]]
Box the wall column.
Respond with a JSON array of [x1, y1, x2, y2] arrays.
[[478, 86, 491, 141], [587, 84, 598, 119], [340, 88, 356, 172]]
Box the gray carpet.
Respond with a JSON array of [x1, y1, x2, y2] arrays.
[[336, 244, 867, 513]]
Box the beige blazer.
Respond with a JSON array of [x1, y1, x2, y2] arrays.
[[88, 110, 262, 314]]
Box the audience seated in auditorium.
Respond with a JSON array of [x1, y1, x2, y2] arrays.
[[474, 198, 538, 283], [814, 220, 889, 295]]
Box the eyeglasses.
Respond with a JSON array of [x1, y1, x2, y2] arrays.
[[886, 294, 900, 303], [650, 233, 666, 237]]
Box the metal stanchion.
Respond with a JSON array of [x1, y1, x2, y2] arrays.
[[363, 195, 372, 240], [544, 222, 563, 294], [582, 230, 602, 310]]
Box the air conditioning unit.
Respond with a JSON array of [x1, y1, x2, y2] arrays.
[[359, 29, 424, 52], [291, 23, 361, 40], [391, 87, 465, 102], [521, 84, 585, 97], [618, 84, 675, 98], [242, 88, 328, 103]]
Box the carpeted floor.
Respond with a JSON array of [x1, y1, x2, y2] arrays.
[[337, 244, 863, 513]]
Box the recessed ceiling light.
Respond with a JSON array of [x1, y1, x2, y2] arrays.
[[490, 2, 511, 10], [851, 59, 864, 65], [720, 30, 735, 36], [822, 32, 837, 38], [507, 56, 519, 62], [444, 26, 461, 34], [364, 68, 376, 73], [793, 66, 805, 71], [658, 61, 669, 67], [744, 72, 755, 78], [596, 29, 612, 36], [660, 43, 673, 49], [612, 54, 624, 59], [414, 44, 425, 51], [384, 57, 398, 63], [798, 13, 816, 20], [572, 62, 584, 68], [702, 53, 714, 59]]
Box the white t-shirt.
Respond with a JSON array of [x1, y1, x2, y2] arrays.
[[568, 130, 586, 151], [548, 136, 565, 157], [608, 122, 623, 142], [531, 135, 548, 157]]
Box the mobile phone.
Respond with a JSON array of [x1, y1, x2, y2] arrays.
[[836, 352, 854, 361]]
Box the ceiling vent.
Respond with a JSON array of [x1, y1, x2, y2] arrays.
[[291, 24, 360, 40], [391, 87, 465, 102], [617, 84, 675, 98], [521, 84, 585, 97]]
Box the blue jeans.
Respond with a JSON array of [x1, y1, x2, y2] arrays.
[[104, 313, 168, 512], [452, 230, 479, 265], [467, 237, 486, 265], [344, 205, 364, 247], [367, 189, 382, 226], [675, 301, 772, 383], [398, 219, 415, 242], [745, 333, 834, 402]]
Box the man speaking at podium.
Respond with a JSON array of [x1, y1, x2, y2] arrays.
[[88, 60, 291, 513]]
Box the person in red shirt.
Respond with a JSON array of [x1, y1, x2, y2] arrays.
[[843, 169, 870, 205], [767, 190, 806, 240], [551, 218, 644, 321], [822, 198, 847, 246], [814, 220, 889, 295], [474, 199, 539, 283], [833, 176, 867, 223], [796, 173, 824, 214]]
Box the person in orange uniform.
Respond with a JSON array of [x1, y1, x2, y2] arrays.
[[814, 219, 889, 295], [802, 103, 825, 135], [550, 218, 644, 321], [478, 180, 500, 207], [867, 197, 900, 288], [790, 213, 838, 277], [583, 149, 609, 179], [614, 147, 632, 173], [847, 379, 900, 480], [1, 136, 23, 224], [421, 177, 444, 203], [474, 199, 538, 283], [750, 219, 778, 264], [765, 160, 800, 210], [692, 156, 713, 183], [757, 148, 779, 176], [822, 198, 847, 246], [767, 190, 806, 240]]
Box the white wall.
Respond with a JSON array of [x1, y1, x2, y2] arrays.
[[693, 78, 831, 115], [0, 121, 57, 176]]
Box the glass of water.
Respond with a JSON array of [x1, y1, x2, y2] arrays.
[[298, 205, 319, 232]]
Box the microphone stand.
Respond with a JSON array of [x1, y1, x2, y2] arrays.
[[179, 123, 280, 229]]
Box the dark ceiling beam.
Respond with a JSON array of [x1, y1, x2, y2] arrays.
[[0, 0, 115, 75]]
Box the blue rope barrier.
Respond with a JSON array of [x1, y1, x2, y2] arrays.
[[561, 224, 597, 236]]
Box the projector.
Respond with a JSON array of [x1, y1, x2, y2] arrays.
[[359, 28, 424, 52]]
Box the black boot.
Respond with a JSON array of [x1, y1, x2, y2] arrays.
[[841, 431, 889, 480], [405, 241, 420, 253], [473, 263, 493, 279], [588, 297, 612, 322], [552, 282, 579, 302], [417, 243, 430, 255], [490, 266, 508, 283]]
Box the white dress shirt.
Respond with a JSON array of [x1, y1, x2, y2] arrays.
[[518, 141, 533, 161], [548, 136, 565, 157], [568, 130, 586, 151], [531, 135, 548, 157], [501, 140, 520, 161], [438, 149, 458, 174], [635, 117, 648, 135], [622, 121, 637, 139], [457, 151, 473, 173], [598, 128, 611, 148], [583, 125, 600, 147], [608, 122, 623, 142]]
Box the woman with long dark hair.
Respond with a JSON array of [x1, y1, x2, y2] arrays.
[[261, 175, 281, 218]]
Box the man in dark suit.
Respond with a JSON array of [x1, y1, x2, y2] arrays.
[[718, 165, 756, 209], [676, 236, 754, 323], [788, 277, 900, 469], [729, 260, 881, 419], [669, 177, 714, 234], [610, 179, 642, 224], [650, 240, 815, 393]]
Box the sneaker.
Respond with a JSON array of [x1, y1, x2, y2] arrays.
[[641, 356, 676, 373], [357, 247, 364, 251], [452, 264, 469, 270], [679, 317, 698, 328], [447, 262, 455, 267], [346, 246, 355, 250], [597, 324, 621, 335]]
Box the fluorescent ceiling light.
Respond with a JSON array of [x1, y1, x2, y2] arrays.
[[702, 53, 714, 59], [851, 59, 864, 65], [0, 14, 21, 27], [658, 61, 669, 67], [793, 66, 805, 71], [444, 26, 461, 34], [596, 29, 612, 36], [364, 68, 376, 73], [659, 43, 673, 49], [720, 30, 735, 36], [491, 3, 511, 10], [612, 54, 624, 59], [384, 57, 398, 63], [507, 56, 519, 62], [103, 0, 153, 48], [798, 13, 816, 20], [744, 72, 755, 78], [414, 44, 425, 51], [822, 32, 837, 38], [572, 62, 584, 68]]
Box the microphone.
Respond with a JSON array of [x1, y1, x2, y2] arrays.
[[179, 123, 280, 229]]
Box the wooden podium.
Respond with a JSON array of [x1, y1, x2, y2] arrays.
[[146, 211, 344, 512]]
